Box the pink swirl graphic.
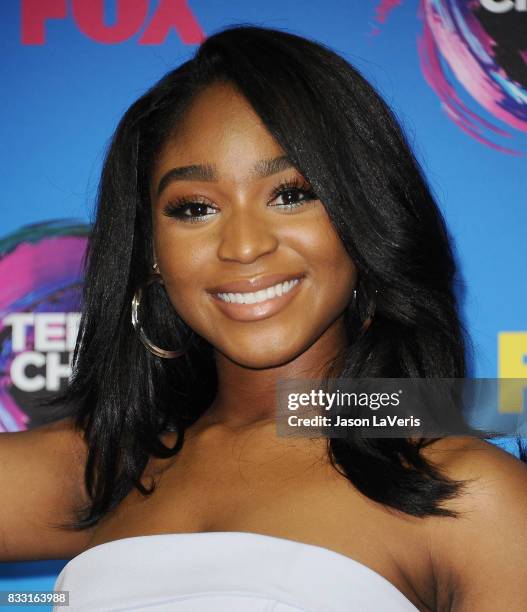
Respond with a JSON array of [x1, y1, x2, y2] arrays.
[[0, 220, 90, 431], [374, 0, 527, 154]]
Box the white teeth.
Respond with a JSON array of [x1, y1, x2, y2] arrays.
[[265, 286, 275, 300], [216, 278, 300, 304]]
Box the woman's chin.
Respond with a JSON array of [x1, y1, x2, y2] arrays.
[[217, 341, 306, 370]]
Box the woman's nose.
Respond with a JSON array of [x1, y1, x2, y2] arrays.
[[216, 206, 279, 264]]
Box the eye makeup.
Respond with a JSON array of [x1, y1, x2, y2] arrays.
[[161, 176, 318, 224]]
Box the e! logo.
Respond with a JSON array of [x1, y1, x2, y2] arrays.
[[498, 332, 527, 414], [21, 0, 205, 45]]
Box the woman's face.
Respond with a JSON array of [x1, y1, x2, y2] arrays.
[[150, 82, 357, 369]]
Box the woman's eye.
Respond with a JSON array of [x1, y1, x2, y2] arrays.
[[272, 187, 317, 209], [161, 180, 318, 223], [162, 201, 217, 223]]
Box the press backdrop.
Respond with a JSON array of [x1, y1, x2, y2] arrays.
[[1, 0, 526, 604]]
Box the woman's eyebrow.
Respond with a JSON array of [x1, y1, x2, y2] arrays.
[[156, 155, 293, 197]]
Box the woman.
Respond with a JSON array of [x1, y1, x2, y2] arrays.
[[2, 25, 526, 612]]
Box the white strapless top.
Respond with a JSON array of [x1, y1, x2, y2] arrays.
[[53, 531, 419, 611]]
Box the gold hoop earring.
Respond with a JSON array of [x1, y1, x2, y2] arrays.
[[353, 288, 377, 333], [131, 271, 192, 359]]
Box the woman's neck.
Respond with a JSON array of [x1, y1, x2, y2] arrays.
[[200, 318, 348, 430]]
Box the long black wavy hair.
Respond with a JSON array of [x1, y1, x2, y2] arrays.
[[46, 24, 521, 531]]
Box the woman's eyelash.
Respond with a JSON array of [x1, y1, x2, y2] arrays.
[[162, 177, 318, 223], [269, 178, 318, 207], [162, 198, 215, 224]]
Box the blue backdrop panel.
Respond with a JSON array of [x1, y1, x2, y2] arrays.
[[1, 0, 526, 601]]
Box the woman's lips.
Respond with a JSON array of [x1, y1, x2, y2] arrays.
[[207, 272, 304, 294], [208, 276, 305, 322]]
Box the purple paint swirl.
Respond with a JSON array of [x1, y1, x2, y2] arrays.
[[374, 0, 527, 154], [0, 220, 90, 431]]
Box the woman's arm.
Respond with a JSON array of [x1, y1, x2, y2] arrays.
[[0, 417, 94, 561], [426, 437, 527, 611]]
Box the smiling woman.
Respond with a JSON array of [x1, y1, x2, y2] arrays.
[[148, 81, 356, 368], [4, 23, 527, 612]]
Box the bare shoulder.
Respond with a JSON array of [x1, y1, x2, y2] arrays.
[[422, 436, 527, 612], [0, 416, 94, 561], [21, 415, 85, 448], [4, 415, 88, 474]]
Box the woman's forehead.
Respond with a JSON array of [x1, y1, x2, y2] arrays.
[[165, 83, 273, 149], [151, 85, 287, 187]]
